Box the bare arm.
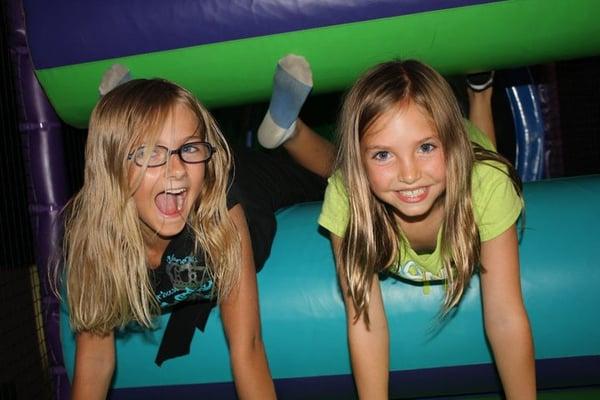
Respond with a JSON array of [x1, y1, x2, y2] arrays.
[[220, 204, 276, 399], [72, 331, 115, 400], [480, 225, 536, 399], [331, 235, 389, 400]]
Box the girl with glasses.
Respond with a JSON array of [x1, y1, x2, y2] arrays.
[[62, 52, 333, 398], [61, 70, 323, 398]]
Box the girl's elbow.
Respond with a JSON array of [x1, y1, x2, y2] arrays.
[[484, 309, 532, 340], [229, 332, 266, 359], [229, 335, 269, 375], [77, 352, 115, 382]]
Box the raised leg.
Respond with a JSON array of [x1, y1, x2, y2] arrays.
[[467, 72, 496, 148], [259, 54, 335, 178], [283, 119, 335, 178]]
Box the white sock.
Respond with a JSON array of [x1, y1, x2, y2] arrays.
[[258, 54, 313, 149]]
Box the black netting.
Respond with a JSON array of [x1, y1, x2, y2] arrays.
[[1, 0, 598, 395], [62, 125, 86, 195], [0, 8, 33, 270], [0, 3, 52, 399], [556, 56, 600, 177]]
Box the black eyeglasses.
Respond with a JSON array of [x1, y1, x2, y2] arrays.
[[128, 141, 215, 167]]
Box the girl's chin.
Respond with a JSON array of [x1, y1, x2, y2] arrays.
[[156, 219, 187, 237], [141, 217, 187, 241]]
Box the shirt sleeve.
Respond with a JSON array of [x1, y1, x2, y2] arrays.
[[472, 162, 523, 242], [318, 171, 350, 238], [465, 119, 496, 152]]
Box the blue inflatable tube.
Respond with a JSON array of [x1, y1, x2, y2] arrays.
[[60, 175, 600, 399]]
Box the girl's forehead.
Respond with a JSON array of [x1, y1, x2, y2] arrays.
[[362, 102, 437, 141], [153, 105, 203, 144], [129, 120, 202, 153]]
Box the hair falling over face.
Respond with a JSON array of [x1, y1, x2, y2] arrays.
[[334, 60, 522, 324], [60, 79, 240, 334]]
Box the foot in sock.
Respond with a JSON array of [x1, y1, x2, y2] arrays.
[[99, 64, 132, 96], [258, 54, 313, 149]]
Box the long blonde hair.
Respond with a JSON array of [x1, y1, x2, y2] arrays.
[[336, 60, 521, 324], [62, 79, 239, 334]]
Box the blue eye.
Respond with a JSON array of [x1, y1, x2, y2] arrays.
[[373, 151, 391, 161], [181, 143, 199, 153], [419, 143, 436, 153], [179, 142, 212, 163]]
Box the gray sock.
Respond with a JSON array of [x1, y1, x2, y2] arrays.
[[99, 64, 132, 96], [258, 54, 313, 148]]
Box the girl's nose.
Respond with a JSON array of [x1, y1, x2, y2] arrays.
[[398, 157, 420, 184], [166, 152, 186, 180]]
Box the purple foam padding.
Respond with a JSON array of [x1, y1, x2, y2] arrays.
[[6, 1, 70, 399], [23, 0, 498, 69], [106, 355, 600, 399]]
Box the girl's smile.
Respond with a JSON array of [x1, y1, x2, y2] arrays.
[[129, 103, 205, 242], [361, 101, 446, 225], [394, 187, 429, 203]]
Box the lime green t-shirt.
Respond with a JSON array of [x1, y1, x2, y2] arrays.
[[318, 122, 522, 282]]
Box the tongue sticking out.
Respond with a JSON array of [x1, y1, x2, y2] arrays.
[[155, 193, 182, 216]]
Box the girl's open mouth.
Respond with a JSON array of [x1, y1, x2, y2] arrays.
[[155, 188, 187, 216]]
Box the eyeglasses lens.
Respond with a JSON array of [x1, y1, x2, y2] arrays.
[[133, 142, 213, 167]]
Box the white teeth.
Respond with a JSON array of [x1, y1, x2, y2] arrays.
[[165, 188, 186, 195], [399, 188, 426, 197], [176, 194, 184, 211]]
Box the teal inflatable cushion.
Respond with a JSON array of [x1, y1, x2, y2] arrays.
[[60, 176, 600, 398]]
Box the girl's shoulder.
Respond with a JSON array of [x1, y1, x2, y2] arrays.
[[319, 170, 350, 237], [471, 162, 523, 242], [327, 169, 345, 187], [472, 159, 511, 182], [323, 170, 350, 204], [465, 119, 496, 152]]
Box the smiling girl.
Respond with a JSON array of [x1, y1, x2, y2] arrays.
[[318, 60, 536, 399]]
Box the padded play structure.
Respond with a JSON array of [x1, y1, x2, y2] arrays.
[[5, 0, 600, 398], [61, 178, 600, 399]]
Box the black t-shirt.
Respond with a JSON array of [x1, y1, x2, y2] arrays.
[[150, 176, 244, 310], [150, 227, 215, 309], [152, 181, 245, 365]]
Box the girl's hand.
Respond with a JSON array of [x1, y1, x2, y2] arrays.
[[72, 330, 115, 400], [480, 224, 536, 399], [332, 235, 389, 400], [220, 204, 276, 399]]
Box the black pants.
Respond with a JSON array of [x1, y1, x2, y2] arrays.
[[230, 147, 326, 270]]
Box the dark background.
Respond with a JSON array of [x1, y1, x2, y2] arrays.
[[1, 1, 599, 398]]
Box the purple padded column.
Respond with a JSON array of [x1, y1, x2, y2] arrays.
[[6, 1, 70, 399]]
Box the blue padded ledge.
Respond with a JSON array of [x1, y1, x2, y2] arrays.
[[60, 175, 600, 399]]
